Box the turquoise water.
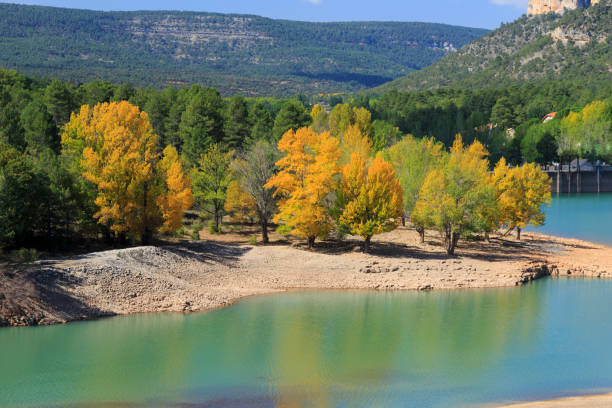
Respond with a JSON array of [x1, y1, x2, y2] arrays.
[[3, 278, 612, 407], [528, 193, 612, 245]]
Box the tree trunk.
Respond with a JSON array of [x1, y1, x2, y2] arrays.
[[445, 231, 458, 256], [556, 163, 560, 194], [485, 232, 490, 243], [364, 236, 372, 252], [416, 225, 425, 243], [307, 236, 315, 249], [214, 201, 222, 233], [104, 228, 112, 244], [142, 181, 149, 244], [401, 215, 406, 227], [46, 199, 52, 245], [142, 227, 151, 245], [517, 227, 521, 240], [261, 219, 269, 244]]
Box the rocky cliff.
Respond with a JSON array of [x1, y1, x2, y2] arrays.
[[528, 0, 599, 15], [375, 0, 611, 92]]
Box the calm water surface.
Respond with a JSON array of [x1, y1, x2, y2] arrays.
[[528, 193, 612, 245], [3, 278, 612, 407]]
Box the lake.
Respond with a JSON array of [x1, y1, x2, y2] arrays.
[[3, 278, 612, 408], [528, 193, 612, 245]]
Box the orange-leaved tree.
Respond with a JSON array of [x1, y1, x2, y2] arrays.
[[61, 101, 192, 243], [265, 127, 340, 248], [339, 152, 403, 251]]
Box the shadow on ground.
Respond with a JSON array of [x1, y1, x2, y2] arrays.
[[290, 232, 559, 264], [164, 241, 252, 266], [0, 263, 112, 327]]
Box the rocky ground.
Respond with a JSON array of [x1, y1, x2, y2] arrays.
[[1, 227, 610, 327]]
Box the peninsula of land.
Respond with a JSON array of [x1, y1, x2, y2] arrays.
[[1, 227, 610, 327]]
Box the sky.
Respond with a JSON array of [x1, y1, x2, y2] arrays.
[[12, 0, 528, 29]]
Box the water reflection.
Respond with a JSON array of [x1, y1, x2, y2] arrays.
[[3, 279, 612, 408]]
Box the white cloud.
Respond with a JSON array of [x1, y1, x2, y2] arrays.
[[302, 0, 323, 5], [489, 0, 528, 8]]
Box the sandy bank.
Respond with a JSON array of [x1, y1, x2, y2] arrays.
[[1, 227, 610, 327], [498, 393, 612, 407]]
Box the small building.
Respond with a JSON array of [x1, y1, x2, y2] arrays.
[[541, 112, 557, 123]]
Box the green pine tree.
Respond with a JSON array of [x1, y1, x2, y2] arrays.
[[272, 99, 311, 142]]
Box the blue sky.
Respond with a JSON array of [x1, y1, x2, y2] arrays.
[[13, 0, 527, 29]]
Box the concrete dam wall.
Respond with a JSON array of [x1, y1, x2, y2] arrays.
[[547, 166, 612, 193]]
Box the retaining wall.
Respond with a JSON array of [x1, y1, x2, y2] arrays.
[[547, 167, 612, 193]]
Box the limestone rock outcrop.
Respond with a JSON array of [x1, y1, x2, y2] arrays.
[[528, 0, 598, 15]]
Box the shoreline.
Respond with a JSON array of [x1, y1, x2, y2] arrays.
[[2, 227, 610, 327], [497, 392, 612, 407]]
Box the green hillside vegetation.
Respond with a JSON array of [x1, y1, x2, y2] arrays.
[[369, 80, 612, 164], [376, 0, 611, 92], [0, 3, 488, 97]]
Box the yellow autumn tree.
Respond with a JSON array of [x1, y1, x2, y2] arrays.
[[412, 135, 495, 255], [224, 179, 257, 223], [265, 127, 340, 248], [61, 101, 192, 243], [496, 162, 552, 240], [157, 145, 194, 234], [558, 110, 582, 164], [477, 156, 508, 241], [328, 104, 372, 139], [339, 152, 403, 250], [340, 124, 373, 165]]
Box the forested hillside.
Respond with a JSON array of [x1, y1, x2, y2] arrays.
[[0, 3, 487, 97], [376, 0, 611, 92]]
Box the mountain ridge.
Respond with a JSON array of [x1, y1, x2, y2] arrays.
[[0, 2, 488, 96]]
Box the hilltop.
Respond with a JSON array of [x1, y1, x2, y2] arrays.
[[375, 0, 611, 93], [0, 3, 487, 97]]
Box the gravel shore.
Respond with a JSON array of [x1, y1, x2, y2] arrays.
[[1, 227, 610, 327], [498, 393, 612, 407]]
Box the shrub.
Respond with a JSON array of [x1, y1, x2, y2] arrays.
[[191, 220, 203, 233], [16, 248, 37, 263], [174, 226, 185, 238], [207, 220, 221, 234], [190, 230, 200, 240], [248, 235, 258, 245]]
